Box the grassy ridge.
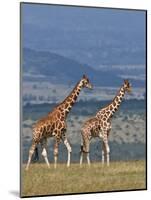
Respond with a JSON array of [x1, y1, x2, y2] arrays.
[[21, 160, 146, 197]]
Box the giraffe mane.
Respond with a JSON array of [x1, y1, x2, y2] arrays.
[[60, 80, 80, 105]]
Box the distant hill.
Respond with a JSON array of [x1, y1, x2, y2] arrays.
[[22, 48, 145, 87], [23, 8, 145, 68], [23, 48, 96, 84]]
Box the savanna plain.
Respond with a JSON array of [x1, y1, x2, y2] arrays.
[[22, 160, 146, 197]]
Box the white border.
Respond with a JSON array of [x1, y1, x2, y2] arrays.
[[0, 0, 150, 199]]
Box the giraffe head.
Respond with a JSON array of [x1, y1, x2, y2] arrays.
[[80, 74, 93, 89], [123, 80, 132, 93]]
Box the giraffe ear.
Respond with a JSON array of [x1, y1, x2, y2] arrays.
[[83, 74, 86, 79]]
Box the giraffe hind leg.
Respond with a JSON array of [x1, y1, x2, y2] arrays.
[[25, 142, 37, 171], [80, 145, 84, 166], [80, 141, 91, 166], [80, 150, 91, 166], [62, 136, 72, 167], [84, 137, 91, 166], [32, 146, 39, 162], [41, 139, 50, 168], [86, 152, 91, 166]]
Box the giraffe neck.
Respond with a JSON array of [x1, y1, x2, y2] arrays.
[[59, 80, 83, 116], [96, 85, 126, 120]]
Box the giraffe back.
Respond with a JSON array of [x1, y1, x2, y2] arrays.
[[82, 117, 110, 137]]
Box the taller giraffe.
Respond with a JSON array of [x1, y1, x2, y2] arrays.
[[26, 75, 93, 170], [80, 80, 131, 166]]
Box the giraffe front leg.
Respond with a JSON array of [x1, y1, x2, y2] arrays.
[[25, 142, 37, 171], [54, 141, 59, 169], [103, 136, 110, 166], [102, 141, 106, 166], [41, 138, 50, 168], [62, 137, 72, 167], [102, 150, 105, 166], [106, 144, 110, 166]]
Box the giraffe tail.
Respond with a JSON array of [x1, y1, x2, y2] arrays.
[[32, 146, 39, 162], [80, 145, 84, 153], [80, 144, 89, 153]]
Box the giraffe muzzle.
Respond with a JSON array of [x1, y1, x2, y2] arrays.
[[87, 83, 93, 89]]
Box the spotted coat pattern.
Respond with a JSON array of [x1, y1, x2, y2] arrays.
[[26, 75, 92, 170], [80, 80, 131, 166]]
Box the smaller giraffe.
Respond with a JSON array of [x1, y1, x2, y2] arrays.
[[25, 75, 93, 170], [80, 80, 131, 166]]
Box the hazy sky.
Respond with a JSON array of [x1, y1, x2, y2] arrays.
[[21, 3, 146, 67], [22, 3, 145, 35]]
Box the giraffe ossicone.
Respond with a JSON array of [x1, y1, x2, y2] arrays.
[[80, 79, 132, 166], [25, 74, 93, 170]]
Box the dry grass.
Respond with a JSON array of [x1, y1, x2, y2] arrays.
[[21, 160, 146, 197]]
